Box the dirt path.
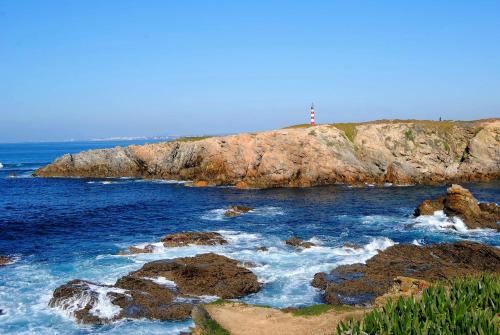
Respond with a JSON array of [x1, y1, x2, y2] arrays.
[[205, 303, 369, 335]]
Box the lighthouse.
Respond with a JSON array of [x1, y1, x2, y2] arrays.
[[310, 103, 315, 125]]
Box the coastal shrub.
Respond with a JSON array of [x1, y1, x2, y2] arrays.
[[404, 129, 415, 141], [332, 123, 356, 142], [175, 136, 212, 142], [337, 274, 500, 335], [202, 319, 230, 335]]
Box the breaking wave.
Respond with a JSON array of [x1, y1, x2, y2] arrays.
[[412, 211, 496, 236], [201, 206, 285, 221]]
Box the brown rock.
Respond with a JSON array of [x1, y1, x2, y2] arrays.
[[191, 180, 209, 187], [49, 253, 260, 324], [161, 232, 227, 247], [118, 244, 155, 255], [414, 197, 445, 216], [224, 205, 253, 217], [256, 246, 268, 252], [123, 253, 261, 299], [0, 255, 12, 266], [313, 241, 500, 306], [49, 279, 192, 324], [34, 119, 500, 188], [285, 237, 316, 249], [373, 276, 429, 307], [415, 184, 499, 230]]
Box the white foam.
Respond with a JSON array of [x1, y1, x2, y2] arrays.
[[201, 206, 285, 221], [135, 179, 188, 184], [144, 276, 177, 289], [88, 284, 126, 320], [412, 239, 424, 246], [0, 162, 3, 169], [414, 210, 468, 232], [174, 295, 219, 304], [52, 282, 126, 321]]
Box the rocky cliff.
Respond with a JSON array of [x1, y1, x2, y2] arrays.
[[34, 119, 500, 188]]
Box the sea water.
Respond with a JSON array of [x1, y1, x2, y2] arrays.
[[0, 141, 498, 334]]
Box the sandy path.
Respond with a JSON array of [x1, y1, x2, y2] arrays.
[[205, 303, 368, 335]]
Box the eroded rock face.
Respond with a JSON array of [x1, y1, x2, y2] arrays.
[[415, 184, 499, 230], [0, 255, 12, 266], [34, 119, 500, 188], [224, 205, 253, 217], [161, 232, 227, 247], [49, 253, 261, 324], [285, 237, 316, 249], [312, 241, 500, 306]]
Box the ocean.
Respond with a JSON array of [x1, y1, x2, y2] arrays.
[[0, 141, 498, 334]]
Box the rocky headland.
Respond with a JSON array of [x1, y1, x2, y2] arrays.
[[34, 119, 500, 188]]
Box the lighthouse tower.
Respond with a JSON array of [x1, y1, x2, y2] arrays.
[[310, 103, 315, 125]]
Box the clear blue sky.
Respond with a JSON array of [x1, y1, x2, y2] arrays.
[[1, 1, 499, 142]]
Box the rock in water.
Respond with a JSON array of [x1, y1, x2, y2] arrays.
[[121, 253, 261, 298], [285, 237, 316, 249], [161, 232, 227, 247], [49, 253, 261, 324], [312, 241, 500, 306], [415, 184, 500, 230], [34, 119, 500, 188], [0, 255, 12, 266], [118, 244, 155, 255], [224, 205, 253, 217]]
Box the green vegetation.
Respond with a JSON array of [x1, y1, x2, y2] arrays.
[[292, 304, 354, 317], [308, 129, 317, 136], [337, 274, 500, 335], [404, 129, 415, 141], [207, 298, 226, 306], [332, 123, 356, 142], [175, 136, 212, 142], [284, 123, 313, 129], [443, 142, 450, 152], [202, 319, 230, 335]]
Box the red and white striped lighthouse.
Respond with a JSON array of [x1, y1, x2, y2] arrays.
[[310, 103, 315, 125]]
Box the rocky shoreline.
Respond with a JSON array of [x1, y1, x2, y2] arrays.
[[39, 186, 499, 332], [34, 119, 500, 188]]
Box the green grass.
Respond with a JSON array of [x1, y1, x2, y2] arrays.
[[207, 298, 226, 306], [175, 136, 212, 142], [331, 123, 357, 142], [202, 319, 230, 335], [337, 274, 500, 335], [292, 304, 354, 317], [404, 129, 415, 141], [284, 123, 313, 129]]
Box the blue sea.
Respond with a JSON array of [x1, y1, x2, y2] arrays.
[[0, 141, 498, 334]]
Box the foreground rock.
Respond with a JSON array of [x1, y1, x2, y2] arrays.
[[312, 241, 500, 306], [224, 205, 253, 217], [415, 184, 500, 230], [34, 119, 500, 188], [161, 232, 227, 247], [120, 253, 261, 298], [0, 255, 12, 266], [285, 237, 316, 249], [49, 253, 261, 323]]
